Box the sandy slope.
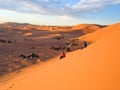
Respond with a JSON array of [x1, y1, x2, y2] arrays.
[[72, 24, 102, 34], [0, 23, 120, 90], [80, 23, 120, 42]]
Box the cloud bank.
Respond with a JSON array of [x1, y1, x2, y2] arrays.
[[0, 0, 120, 17]]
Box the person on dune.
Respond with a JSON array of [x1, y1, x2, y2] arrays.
[[59, 52, 66, 59]]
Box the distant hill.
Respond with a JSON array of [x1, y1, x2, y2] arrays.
[[0, 22, 72, 31], [72, 24, 107, 34], [2, 22, 30, 26], [0, 22, 106, 35]]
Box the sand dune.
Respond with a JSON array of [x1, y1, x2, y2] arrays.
[[72, 24, 103, 34], [0, 22, 102, 33], [79, 23, 120, 42], [0, 23, 120, 90], [23, 33, 32, 36]]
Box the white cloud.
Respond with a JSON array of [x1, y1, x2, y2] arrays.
[[59, 15, 74, 20], [71, 0, 113, 10], [0, 0, 120, 18], [112, 0, 120, 4]]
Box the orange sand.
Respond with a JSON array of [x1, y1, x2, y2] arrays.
[[0, 23, 120, 90], [80, 23, 120, 42]]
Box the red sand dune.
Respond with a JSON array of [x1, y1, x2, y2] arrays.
[[23, 32, 32, 36], [72, 24, 102, 34], [79, 23, 120, 42], [0, 23, 120, 90]]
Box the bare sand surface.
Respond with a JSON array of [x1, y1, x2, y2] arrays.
[[0, 23, 120, 90], [79, 23, 120, 42]]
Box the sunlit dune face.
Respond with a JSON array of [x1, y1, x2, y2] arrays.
[[23, 33, 32, 36], [79, 23, 120, 42], [72, 24, 101, 35]]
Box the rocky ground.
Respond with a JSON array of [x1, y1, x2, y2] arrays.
[[0, 22, 103, 76]]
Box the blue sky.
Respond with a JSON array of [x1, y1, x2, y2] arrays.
[[0, 0, 120, 25]]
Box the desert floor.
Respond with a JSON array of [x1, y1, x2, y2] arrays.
[[0, 23, 120, 90]]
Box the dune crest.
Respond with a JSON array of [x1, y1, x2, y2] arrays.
[[79, 23, 120, 42], [72, 24, 104, 34]]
